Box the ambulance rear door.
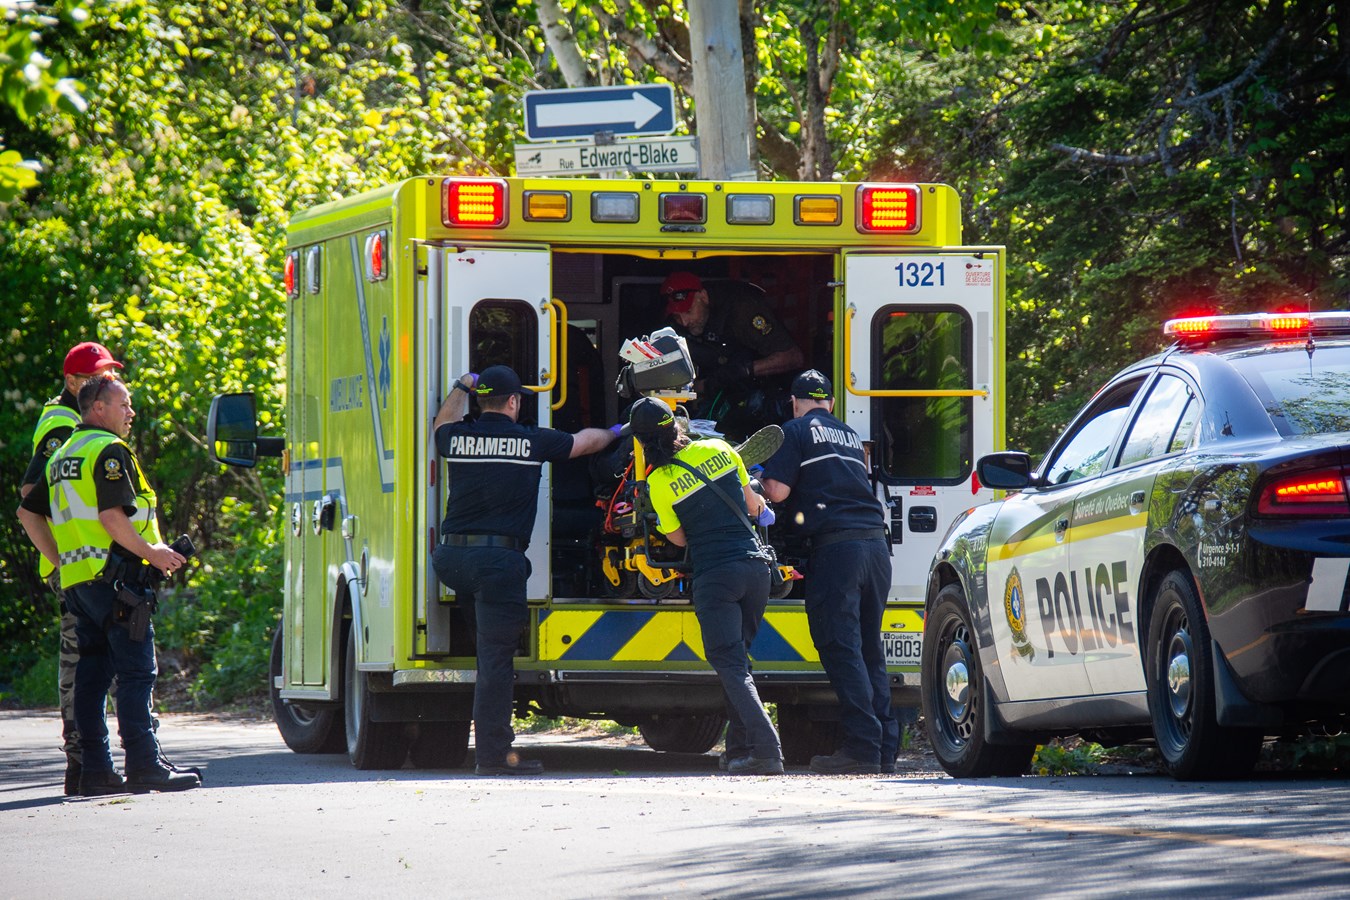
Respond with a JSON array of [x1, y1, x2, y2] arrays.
[[417, 244, 557, 653], [841, 249, 1004, 604]]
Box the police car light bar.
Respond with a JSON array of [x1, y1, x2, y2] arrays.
[[1164, 311, 1350, 341]]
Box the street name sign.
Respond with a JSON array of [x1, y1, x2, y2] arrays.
[[514, 135, 698, 176], [523, 84, 677, 141]]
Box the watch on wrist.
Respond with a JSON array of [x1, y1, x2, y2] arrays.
[[453, 381, 471, 394]]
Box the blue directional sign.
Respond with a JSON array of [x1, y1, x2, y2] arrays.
[[523, 84, 676, 141]]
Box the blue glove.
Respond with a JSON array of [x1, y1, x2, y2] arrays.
[[753, 505, 776, 527], [609, 423, 625, 438]]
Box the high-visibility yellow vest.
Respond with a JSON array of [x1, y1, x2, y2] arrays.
[[48, 429, 161, 589], [30, 399, 81, 579]]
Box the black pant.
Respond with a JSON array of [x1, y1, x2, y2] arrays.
[[691, 556, 781, 760], [805, 538, 899, 764], [431, 545, 529, 766]]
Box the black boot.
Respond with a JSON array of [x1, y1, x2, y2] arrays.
[[78, 768, 127, 797], [125, 761, 201, 793], [64, 759, 83, 796]]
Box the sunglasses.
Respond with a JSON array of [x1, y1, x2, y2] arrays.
[[90, 375, 118, 405]]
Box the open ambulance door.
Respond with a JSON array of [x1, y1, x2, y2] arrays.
[[417, 244, 557, 655], [841, 249, 1004, 604]]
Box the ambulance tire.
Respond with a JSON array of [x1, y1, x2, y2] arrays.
[[270, 624, 345, 754], [777, 704, 841, 766], [344, 629, 411, 770], [921, 584, 1034, 778], [639, 714, 726, 754], [408, 721, 472, 769], [1145, 570, 1262, 781]]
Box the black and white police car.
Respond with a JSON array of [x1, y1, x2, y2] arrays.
[[923, 311, 1350, 780]]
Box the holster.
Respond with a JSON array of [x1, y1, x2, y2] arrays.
[[115, 583, 158, 642]]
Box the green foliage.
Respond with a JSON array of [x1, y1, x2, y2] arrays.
[[11, 646, 59, 707], [1032, 738, 1106, 775]]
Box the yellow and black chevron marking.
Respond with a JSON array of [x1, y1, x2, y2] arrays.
[[537, 607, 925, 663]]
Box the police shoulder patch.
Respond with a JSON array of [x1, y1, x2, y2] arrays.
[[751, 315, 771, 334], [43, 436, 63, 457], [103, 457, 124, 481]]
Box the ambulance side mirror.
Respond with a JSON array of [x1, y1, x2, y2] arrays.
[[208, 392, 283, 468], [977, 451, 1035, 490]]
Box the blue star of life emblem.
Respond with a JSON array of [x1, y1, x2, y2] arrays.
[[378, 316, 392, 410]]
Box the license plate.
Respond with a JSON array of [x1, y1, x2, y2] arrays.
[[882, 631, 922, 667]]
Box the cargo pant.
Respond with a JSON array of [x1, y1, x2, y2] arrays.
[[58, 602, 81, 767]]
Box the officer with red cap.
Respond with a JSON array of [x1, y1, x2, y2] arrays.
[[17, 341, 123, 795], [660, 271, 803, 441]]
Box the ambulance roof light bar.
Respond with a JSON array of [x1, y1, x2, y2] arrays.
[[1164, 311, 1350, 341]]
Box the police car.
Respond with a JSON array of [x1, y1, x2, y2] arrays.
[[922, 311, 1350, 780]]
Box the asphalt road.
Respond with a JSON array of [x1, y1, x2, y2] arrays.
[[4, 710, 1350, 898]]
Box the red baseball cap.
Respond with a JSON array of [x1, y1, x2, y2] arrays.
[[63, 342, 124, 377], [661, 271, 703, 316]]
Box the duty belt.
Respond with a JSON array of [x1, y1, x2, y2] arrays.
[[809, 528, 888, 551], [441, 533, 525, 551]]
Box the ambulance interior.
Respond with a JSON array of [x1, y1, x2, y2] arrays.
[[460, 249, 836, 601]]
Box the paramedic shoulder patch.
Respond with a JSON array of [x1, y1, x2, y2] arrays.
[[751, 315, 771, 334]]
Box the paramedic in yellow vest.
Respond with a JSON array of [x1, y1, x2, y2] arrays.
[[16, 341, 123, 796], [18, 375, 199, 795]]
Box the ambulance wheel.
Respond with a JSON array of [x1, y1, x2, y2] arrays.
[[270, 624, 345, 754], [603, 569, 638, 599], [921, 584, 1033, 778], [1145, 570, 1262, 780], [777, 704, 841, 765], [408, 721, 471, 769], [639, 714, 726, 753], [344, 629, 411, 770]]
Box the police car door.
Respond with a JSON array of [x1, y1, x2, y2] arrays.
[[419, 245, 556, 628], [841, 249, 1002, 604]]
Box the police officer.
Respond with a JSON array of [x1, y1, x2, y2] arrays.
[[16, 341, 124, 795], [17, 375, 199, 794], [759, 370, 899, 775], [627, 397, 783, 775], [661, 271, 803, 440], [431, 365, 617, 775]]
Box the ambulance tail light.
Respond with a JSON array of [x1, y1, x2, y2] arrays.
[[364, 230, 389, 282], [659, 192, 706, 224], [794, 195, 841, 226], [1255, 467, 1350, 517], [442, 178, 508, 228], [856, 184, 920, 233], [726, 194, 774, 224], [283, 251, 299, 298]]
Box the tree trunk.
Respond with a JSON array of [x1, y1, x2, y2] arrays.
[[688, 0, 756, 180], [535, 0, 593, 88]]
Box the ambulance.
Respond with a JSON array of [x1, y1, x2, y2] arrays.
[[207, 176, 1006, 769]]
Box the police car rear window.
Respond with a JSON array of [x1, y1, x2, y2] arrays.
[[1232, 344, 1350, 436]]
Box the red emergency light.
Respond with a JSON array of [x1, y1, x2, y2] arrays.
[[856, 184, 920, 233], [283, 251, 299, 298], [443, 178, 508, 228], [365, 230, 388, 282]]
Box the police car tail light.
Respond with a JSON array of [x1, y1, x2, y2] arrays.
[[442, 178, 508, 228], [856, 185, 920, 233], [1256, 467, 1350, 516]]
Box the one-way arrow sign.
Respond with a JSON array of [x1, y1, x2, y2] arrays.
[[523, 84, 676, 141]]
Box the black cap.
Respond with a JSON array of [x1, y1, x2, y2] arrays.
[[619, 396, 677, 439], [475, 365, 530, 399], [791, 369, 833, 400]]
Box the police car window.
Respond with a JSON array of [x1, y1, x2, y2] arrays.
[[871, 307, 972, 484], [1042, 377, 1143, 486], [1231, 344, 1350, 436], [1117, 374, 1195, 467]]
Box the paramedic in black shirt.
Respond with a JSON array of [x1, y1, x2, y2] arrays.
[[430, 365, 617, 775], [760, 369, 899, 775]]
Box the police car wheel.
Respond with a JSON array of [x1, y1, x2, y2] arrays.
[[343, 627, 412, 770], [921, 584, 1034, 778], [1145, 571, 1262, 781], [270, 624, 345, 754]]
